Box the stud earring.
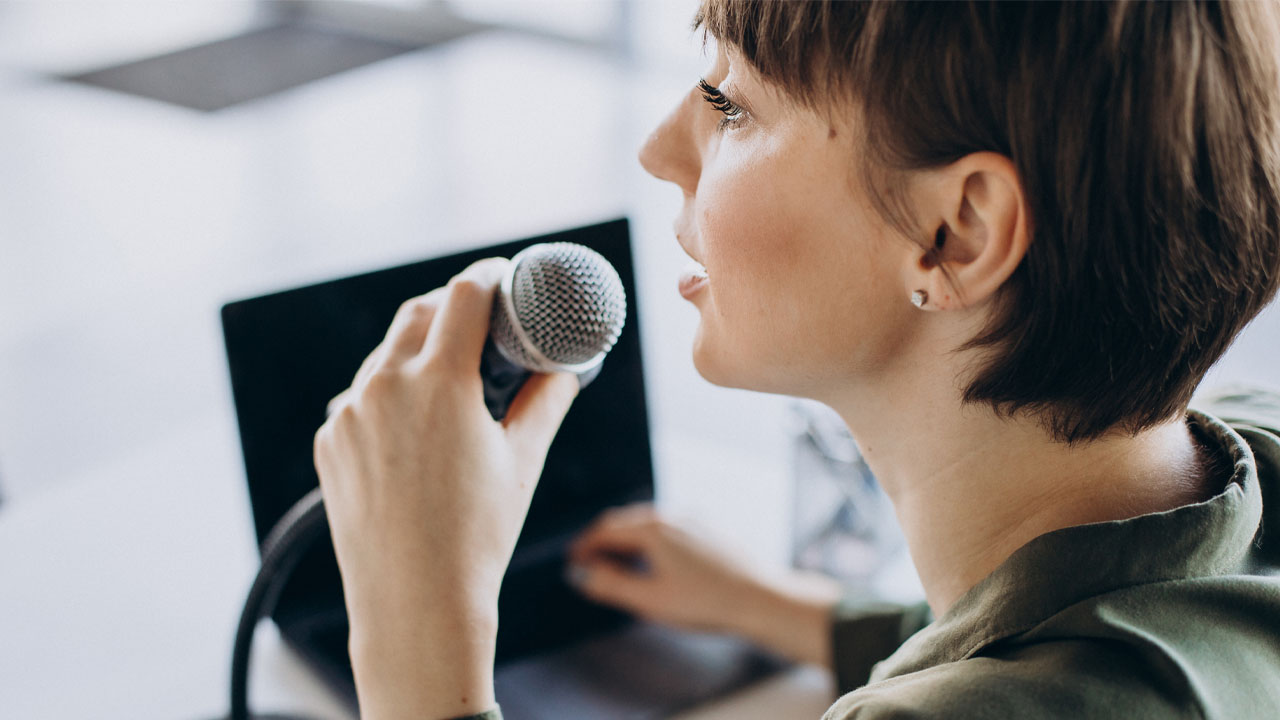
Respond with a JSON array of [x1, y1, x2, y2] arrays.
[[911, 290, 928, 308]]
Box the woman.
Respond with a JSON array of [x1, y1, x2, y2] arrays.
[[313, 2, 1280, 719]]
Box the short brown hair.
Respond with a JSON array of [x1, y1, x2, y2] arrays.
[[697, 0, 1280, 442]]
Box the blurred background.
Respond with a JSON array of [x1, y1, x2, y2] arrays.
[[0, 0, 775, 511], [2, 2, 1279, 718]]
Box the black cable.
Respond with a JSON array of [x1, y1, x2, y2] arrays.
[[220, 487, 330, 720]]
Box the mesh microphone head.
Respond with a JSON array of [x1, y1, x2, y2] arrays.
[[489, 242, 627, 373]]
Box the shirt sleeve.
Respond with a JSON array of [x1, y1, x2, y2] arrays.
[[445, 707, 502, 720], [830, 593, 932, 695]]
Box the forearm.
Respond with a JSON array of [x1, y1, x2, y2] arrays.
[[731, 569, 843, 668]]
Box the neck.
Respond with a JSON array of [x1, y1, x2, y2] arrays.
[[824, 358, 1210, 617]]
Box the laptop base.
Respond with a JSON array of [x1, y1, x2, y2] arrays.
[[281, 615, 788, 720]]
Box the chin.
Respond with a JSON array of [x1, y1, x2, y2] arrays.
[[690, 348, 732, 389], [689, 325, 740, 388], [690, 326, 795, 396]]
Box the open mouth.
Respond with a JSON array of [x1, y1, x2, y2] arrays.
[[679, 260, 709, 299]]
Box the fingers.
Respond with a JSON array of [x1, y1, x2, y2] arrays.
[[568, 503, 660, 563], [567, 558, 653, 613], [382, 287, 446, 365], [325, 287, 446, 416], [503, 371, 579, 456], [326, 256, 505, 416], [325, 389, 351, 417], [417, 258, 509, 372]]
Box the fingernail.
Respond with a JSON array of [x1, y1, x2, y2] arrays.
[[565, 563, 590, 588]]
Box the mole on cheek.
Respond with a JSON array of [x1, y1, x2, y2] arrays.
[[828, 126, 838, 139]]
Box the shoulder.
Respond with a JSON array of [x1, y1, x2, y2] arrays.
[[824, 576, 1280, 720], [822, 639, 1199, 720]]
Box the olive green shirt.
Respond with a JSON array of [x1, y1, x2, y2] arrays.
[[827, 391, 1280, 719], [455, 390, 1280, 720]]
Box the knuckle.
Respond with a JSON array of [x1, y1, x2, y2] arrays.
[[446, 275, 488, 301], [397, 296, 435, 323], [325, 390, 348, 416], [333, 400, 358, 425], [313, 422, 333, 461], [362, 367, 401, 396], [410, 297, 436, 316]]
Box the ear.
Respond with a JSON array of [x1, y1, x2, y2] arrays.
[[905, 152, 1030, 311]]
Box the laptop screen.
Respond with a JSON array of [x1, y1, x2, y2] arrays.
[[221, 218, 653, 665]]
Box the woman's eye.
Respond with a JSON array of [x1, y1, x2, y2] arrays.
[[697, 79, 745, 129]]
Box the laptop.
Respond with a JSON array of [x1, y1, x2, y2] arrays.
[[220, 218, 788, 719]]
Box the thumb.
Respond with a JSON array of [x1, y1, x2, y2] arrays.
[[503, 371, 579, 454]]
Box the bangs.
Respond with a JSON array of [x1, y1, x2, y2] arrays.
[[693, 0, 872, 108]]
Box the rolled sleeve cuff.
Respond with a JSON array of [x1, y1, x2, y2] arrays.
[[830, 594, 932, 695]]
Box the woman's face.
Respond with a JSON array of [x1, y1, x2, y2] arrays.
[[640, 44, 920, 399]]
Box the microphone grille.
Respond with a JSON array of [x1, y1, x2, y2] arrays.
[[496, 242, 627, 370]]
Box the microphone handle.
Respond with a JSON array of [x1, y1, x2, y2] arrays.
[[481, 337, 532, 421], [480, 337, 605, 421]]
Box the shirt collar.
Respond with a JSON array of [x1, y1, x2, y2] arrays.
[[872, 409, 1264, 681]]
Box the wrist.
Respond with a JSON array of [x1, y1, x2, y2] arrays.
[[734, 569, 842, 668], [348, 603, 499, 720]]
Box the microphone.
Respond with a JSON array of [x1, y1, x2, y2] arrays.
[[481, 242, 628, 420]]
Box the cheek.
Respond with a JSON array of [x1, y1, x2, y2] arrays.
[[699, 144, 864, 318], [689, 179, 796, 387], [692, 141, 908, 389], [698, 148, 809, 312]]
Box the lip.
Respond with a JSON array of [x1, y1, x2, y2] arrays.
[[678, 259, 709, 299], [674, 226, 708, 299]]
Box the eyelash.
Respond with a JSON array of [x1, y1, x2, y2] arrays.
[[697, 78, 745, 129]]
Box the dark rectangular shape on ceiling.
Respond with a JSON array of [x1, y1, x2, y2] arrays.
[[63, 23, 425, 112]]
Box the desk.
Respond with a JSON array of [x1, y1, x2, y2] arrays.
[[0, 410, 842, 719]]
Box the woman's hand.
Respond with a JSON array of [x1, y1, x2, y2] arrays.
[[566, 503, 844, 667], [313, 258, 579, 720]]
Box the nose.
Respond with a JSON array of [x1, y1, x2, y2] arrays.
[[638, 93, 700, 195]]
